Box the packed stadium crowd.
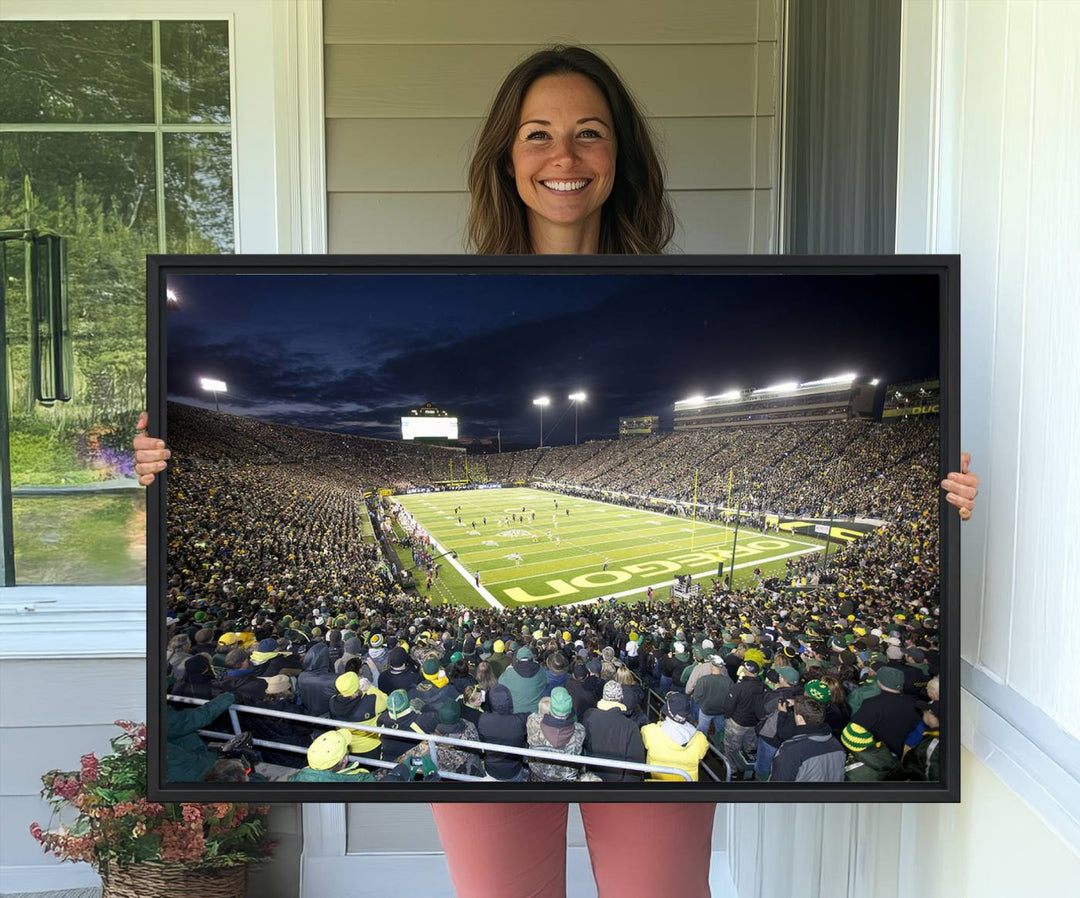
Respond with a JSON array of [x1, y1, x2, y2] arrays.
[[166, 401, 464, 492], [484, 417, 936, 520], [165, 404, 943, 786]]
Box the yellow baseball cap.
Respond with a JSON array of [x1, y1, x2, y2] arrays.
[[308, 729, 352, 770], [335, 672, 360, 697], [493, 639, 505, 654]]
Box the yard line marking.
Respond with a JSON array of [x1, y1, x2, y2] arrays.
[[424, 533, 504, 610], [563, 545, 824, 607]]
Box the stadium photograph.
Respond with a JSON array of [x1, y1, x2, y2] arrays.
[[156, 263, 948, 796]]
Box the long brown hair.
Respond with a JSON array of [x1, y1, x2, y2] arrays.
[[467, 45, 675, 255]]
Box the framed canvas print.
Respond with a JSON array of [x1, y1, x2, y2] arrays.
[[147, 254, 960, 803]]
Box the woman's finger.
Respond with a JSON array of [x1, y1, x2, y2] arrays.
[[134, 436, 167, 451], [945, 492, 974, 511], [941, 479, 978, 500]]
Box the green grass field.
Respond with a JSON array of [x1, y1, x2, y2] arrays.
[[396, 487, 825, 611]]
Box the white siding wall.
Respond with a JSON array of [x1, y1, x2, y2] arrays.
[[324, 0, 782, 254], [730, 1, 1080, 893]]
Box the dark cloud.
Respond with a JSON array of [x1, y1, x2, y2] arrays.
[[165, 271, 939, 444]]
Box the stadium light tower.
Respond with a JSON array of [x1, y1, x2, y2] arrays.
[[200, 377, 227, 412], [533, 396, 550, 448], [568, 391, 587, 444]]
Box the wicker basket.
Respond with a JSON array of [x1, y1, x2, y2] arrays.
[[100, 862, 247, 898]]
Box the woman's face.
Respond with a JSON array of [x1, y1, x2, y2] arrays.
[[509, 73, 616, 240]]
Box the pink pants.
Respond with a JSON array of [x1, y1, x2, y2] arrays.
[[430, 802, 716, 898]]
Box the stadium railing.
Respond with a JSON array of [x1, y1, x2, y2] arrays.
[[167, 695, 695, 782]]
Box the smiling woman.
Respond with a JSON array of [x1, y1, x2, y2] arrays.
[[509, 73, 617, 252], [466, 45, 673, 255]]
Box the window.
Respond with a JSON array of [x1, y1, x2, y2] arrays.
[[1, 19, 234, 584]]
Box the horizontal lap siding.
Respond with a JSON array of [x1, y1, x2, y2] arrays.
[[325, 44, 761, 118], [325, 1, 781, 255], [0, 658, 147, 869], [324, 1, 761, 45]]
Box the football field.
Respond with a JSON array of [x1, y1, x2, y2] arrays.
[[395, 487, 824, 610]]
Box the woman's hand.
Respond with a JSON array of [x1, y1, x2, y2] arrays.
[[133, 411, 170, 486], [941, 452, 979, 520]]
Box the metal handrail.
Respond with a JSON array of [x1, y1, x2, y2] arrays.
[[168, 694, 694, 782]]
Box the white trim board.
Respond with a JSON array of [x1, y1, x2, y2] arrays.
[[961, 664, 1080, 854]]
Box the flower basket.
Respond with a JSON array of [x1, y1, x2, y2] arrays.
[[101, 861, 247, 898], [30, 720, 273, 889]]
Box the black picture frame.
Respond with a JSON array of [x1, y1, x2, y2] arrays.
[[146, 253, 960, 804]]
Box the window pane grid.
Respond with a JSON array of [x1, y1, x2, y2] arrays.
[[1, 18, 234, 584]]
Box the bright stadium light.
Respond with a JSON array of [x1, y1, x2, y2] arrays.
[[799, 372, 858, 388], [675, 394, 706, 406], [200, 377, 227, 412], [533, 396, 550, 448], [568, 392, 587, 444], [871, 378, 880, 385], [754, 381, 799, 394], [718, 389, 741, 400]]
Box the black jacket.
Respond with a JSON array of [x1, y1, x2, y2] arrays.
[[296, 643, 338, 717], [170, 655, 215, 700], [243, 698, 311, 767], [328, 691, 379, 724], [250, 652, 302, 678], [722, 676, 766, 727], [376, 709, 426, 762], [753, 685, 800, 747], [885, 661, 929, 697], [379, 667, 421, 695], [476, 688, 529, 780], [851, 690, 921, 757], [581, 704, 646, 782], [213, 669, 267, 706], [618, 682, 649, 726], [565, 677, 599, 720]]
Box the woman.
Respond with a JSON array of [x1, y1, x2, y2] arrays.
[[474, 659, 499, 696], [135, 43, 979, 898]]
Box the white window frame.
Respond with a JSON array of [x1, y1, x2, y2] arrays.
[[0, 0, 326, 659]]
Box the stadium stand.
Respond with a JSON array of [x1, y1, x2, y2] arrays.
[[165, 402, 942, 785]]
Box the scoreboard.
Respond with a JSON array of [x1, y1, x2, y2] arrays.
[[401, 415, 459, 440], [401, 401, 457, 441], [619, 415, 659, 436]]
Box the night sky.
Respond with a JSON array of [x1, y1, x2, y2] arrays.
[[166, 271, 939, 448]]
